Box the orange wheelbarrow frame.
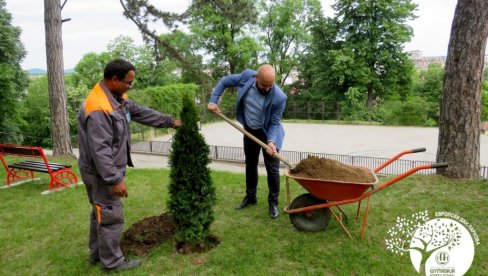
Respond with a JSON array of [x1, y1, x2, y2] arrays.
[[283, 148, 448, 239]]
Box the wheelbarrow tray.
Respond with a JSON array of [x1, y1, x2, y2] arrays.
[[285, 166, 379, 201]]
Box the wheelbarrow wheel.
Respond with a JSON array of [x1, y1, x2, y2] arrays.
[[289, 193, 331, 232]]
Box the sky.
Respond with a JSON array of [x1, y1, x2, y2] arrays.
[[5, 0, 459, 70]]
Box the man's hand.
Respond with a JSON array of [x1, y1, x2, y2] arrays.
[[112, 179, 128, 197], [267, 141, 277, 156], [207, 103, 221, 113], [173, 119, 182, 129]]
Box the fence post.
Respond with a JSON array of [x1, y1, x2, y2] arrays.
[[150, 141, 153, 153]]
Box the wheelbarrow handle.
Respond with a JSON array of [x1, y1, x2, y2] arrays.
[[411, 148, 426, 153], [214, 112, 295, 169], [431, 162, 448, 168], [375, 148, 428, 173]]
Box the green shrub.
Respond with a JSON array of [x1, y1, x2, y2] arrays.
[[135, 83, 199, 117], [167, 94, 216, 245], [380, 97, 432, 126]]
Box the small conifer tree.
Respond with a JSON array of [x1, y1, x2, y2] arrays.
[[167, 94, 216, 245]]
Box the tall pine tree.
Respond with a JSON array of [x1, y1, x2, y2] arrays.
[[167, 94, 216, 246]]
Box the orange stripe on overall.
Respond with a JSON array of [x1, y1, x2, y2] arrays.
[[95, 204, 102, 224]]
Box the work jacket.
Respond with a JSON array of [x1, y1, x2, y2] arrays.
[[209, 69, 287, 149], [77, 82, 175, 185]]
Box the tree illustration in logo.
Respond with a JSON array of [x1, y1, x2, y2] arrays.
[[385, 211, 462, 274]]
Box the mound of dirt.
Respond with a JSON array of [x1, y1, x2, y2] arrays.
[[121, 213, 176, 256], [290, 155, 375, 183], [120, 213, 220, 256]]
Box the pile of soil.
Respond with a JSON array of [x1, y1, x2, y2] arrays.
[[120, 213, 176, 256], [120, 213, 220, 256], [291, 155, 375, 183]]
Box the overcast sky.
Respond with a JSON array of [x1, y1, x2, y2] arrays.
[[6, 0, 458, 70]]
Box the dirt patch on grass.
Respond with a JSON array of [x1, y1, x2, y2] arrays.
[[121, 213, 176, 256], [121, 213, 220, 256], [291, 155, 375, 183]]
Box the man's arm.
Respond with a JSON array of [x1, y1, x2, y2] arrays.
[[127, 100, 181, 128]]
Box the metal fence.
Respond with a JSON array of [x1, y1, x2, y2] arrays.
[[131, 140, 488, 178]]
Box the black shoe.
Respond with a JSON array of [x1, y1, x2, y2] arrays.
[[269, 204, 279, 219], [103, 259, 141, 273], [235, 197, 257, 210]]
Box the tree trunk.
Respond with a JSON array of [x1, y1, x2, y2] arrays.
[[437, 0, 488, 178], [44, 0, 73, 157]]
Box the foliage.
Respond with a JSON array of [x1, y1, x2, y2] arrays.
[[379, 97, 433, 126], [302, 0, 417, 112], [415, 63, 444, 103], [72, 52, 112, 90], [482, 82, 488, 122], [258, 0, 321, 87], [132, 83, 199, 117], [0, 0, 29, 143], [189, 0, 260, 74], [340, 87, 368, 121], [167, 94, 216, 245], [72, 36, 170, 90], [19, 77, 51, 147]]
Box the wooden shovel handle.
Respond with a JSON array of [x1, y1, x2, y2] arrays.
[[215, 112, 295, 169]]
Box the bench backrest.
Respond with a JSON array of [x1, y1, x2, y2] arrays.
[[0, 144, 49, 173], [0, 144, 44, 158]]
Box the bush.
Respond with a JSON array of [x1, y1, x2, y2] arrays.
[[380, 97, 432, 126], [167, 94, 216, 245], [133, 83, 199, 117]]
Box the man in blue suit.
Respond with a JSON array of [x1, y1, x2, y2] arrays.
[[207, 64, 287, 219]]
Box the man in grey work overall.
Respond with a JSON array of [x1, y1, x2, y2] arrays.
[[77, 59, 181, 272], [207, 64, 287, 219]]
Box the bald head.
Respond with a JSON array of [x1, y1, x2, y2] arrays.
[[256, 64, 275, 95]]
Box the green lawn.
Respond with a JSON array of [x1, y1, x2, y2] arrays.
[[0, 156, 486, 275]]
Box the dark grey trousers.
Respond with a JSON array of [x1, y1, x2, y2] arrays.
[[80, 171, 125, 269], [243, 126, 281, 206]]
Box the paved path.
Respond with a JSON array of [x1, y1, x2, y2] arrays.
[[60, 122, 487, 175], [154, 122, 488, 165]]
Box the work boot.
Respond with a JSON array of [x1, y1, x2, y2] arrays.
[[235, 196, 257, 210], [103, 259, 142, 273]]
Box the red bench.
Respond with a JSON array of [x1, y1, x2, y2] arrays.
[[0, 144, 79, 191]]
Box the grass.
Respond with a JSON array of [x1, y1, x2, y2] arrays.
[[0, 156, 487, 275]]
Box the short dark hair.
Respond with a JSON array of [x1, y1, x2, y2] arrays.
[[103, 58, 136, 80]]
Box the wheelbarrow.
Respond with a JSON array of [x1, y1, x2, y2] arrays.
[[284, 148, 448, 239]]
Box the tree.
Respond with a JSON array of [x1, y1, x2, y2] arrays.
[[44, 0, 73, 156], [72, 52, 112, 90], [167, 94, 216, 248], [189, 0, 261, 75], [437, 0, 488, 179], [258, 0, 321, 87], [20, 77, 52, 147], [119, 0, 208, 83], [0, 0, 29, 143], [333, 0, 417, 111]]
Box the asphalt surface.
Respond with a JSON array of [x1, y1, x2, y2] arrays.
[[154, 121, 488, 165], [64, 122, 487, 175]]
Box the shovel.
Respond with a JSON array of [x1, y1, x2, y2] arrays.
[[215, 112, 296, 170]]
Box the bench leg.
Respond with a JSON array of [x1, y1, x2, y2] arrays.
[[7, 168, 35, 186], [50, 170, 79, 190]]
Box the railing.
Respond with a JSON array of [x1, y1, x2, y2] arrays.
[[131, 140, 488, 178]]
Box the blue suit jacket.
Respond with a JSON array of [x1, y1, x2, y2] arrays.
[[209, 69, 287, 150]]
